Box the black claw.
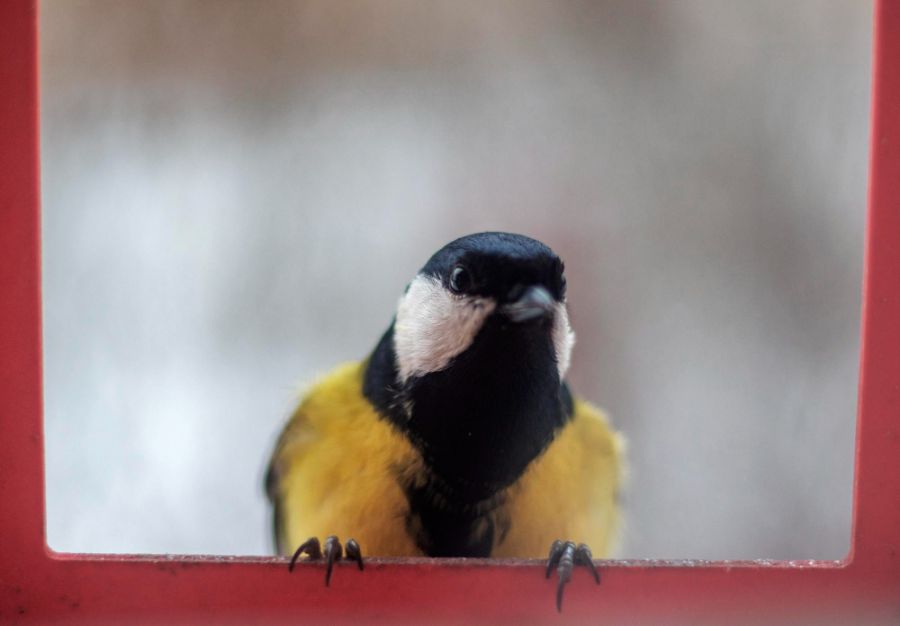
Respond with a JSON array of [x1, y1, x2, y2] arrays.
[[287, 535, 365, 586], [345, 538, 364, 571], [289, 536, 322, 572], [575, 543, 600, 584], [323, 535, 343, 587], [546, 539, 564, 579], [547, 540, 601, 612], [556, 577, 567, 613], [556, 541, 576, 612]]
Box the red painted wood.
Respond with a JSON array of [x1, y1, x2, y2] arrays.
[[1, 1, 898, 624]]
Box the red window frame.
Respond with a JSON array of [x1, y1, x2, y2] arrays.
[[2, 1, 898, 623]]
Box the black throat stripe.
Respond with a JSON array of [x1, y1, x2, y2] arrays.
[[363, 317, 574, 557]]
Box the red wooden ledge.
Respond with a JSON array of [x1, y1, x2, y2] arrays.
[[1, 1, 898, 624]]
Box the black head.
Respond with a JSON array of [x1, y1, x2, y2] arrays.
[[390, 232, 574, 384], [420, 232, 567, 308]]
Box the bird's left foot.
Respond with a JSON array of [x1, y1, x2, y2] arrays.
[[288, 535, 364, 586], [546, 540, 600, 612]]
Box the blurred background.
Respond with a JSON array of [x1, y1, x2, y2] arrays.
[[40, 0, 871, 559]]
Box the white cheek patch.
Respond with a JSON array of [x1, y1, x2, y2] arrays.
[[552, 302, 575, 380], [393, 274, 496, 383], [393, 274, 575, 384]]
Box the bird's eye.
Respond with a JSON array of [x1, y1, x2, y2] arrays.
[[449, 265, 472, 293]]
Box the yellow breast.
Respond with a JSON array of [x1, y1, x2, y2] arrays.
[[267, 361, 624, 558]]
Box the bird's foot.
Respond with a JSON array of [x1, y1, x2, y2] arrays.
[[546, 540, 600, 612], [288, 535, 364, 586]]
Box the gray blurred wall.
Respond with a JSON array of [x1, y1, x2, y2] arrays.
[[40, 0, 871, 559]]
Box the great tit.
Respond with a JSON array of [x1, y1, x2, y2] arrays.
[[265, 232, 624, 610]]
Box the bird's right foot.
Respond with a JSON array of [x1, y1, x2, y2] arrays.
[[546, 539, 600, 612], [288, 535, 364, 586]]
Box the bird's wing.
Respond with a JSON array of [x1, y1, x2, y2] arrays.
[[265, 364, 360, 554], [265, 360, 423, 556], [265, 389, 316, 555], [493, 396, 625, 558]]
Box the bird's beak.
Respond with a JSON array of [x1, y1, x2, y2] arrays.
[[501, 285, 555, 323]]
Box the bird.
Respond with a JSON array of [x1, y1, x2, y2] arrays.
[[265, 231, 624, 611]]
